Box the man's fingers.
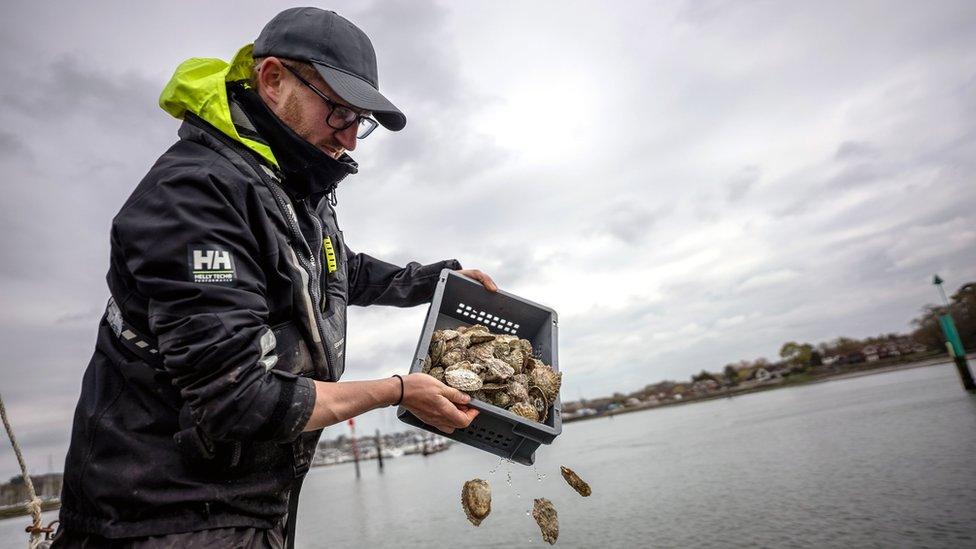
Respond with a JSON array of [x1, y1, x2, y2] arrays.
[[475, 271, 498, 292], [462, 407, 479, 423], [443, 386, 471, 406], [457, 269, 498, 292]]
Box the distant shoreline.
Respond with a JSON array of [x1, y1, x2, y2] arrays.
[[563, 354, 968, 424]]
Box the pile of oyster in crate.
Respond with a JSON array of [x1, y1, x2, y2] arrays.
[[422, 324, 561, 423]]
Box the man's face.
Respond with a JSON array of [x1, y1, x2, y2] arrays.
[[256, 58, 362, 159]]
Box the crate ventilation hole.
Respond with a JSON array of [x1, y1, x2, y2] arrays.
[[455, 303, 519, 334], [465, 425, 514, 449]]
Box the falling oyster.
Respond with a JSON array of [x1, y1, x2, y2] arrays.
[[559, 466, 591, 497], [532, 498, 559, 545], [461, 479, 492, 526]]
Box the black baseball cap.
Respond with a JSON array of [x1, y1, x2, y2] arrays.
[[254, 7, 406, 131]]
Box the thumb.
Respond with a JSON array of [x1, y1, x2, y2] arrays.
[[443, 386, 471, 405]]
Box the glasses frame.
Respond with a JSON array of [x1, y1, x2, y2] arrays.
[[281, 63, 379, 139]]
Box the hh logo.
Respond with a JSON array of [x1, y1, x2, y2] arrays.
[[187, 245, 236, 284]]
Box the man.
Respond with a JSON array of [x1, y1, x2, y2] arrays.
[[54, 7, 495, 548]]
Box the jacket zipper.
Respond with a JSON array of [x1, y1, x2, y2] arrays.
[[261, 174, 337, 380]]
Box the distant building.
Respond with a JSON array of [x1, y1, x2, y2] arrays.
[[1, 473, 62, 506], [753, 368, 772, 382]]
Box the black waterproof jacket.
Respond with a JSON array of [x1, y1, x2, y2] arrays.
[[59, 81, 460, 537]]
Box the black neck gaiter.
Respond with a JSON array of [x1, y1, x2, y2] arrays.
[[229, 83, 358, 200]]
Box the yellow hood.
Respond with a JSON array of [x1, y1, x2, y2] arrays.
[[159, 44, 277, 167]]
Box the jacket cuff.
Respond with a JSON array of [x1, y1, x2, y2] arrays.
[[264, 373, 316, 442]]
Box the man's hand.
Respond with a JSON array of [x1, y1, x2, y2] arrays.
[[456, 269, 498, 292], [401, 373, 479, 434]]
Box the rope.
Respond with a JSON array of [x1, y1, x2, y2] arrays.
[[0, 393, 46, 547]]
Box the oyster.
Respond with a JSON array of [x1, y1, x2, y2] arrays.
[[559, 466, 591, 497], [507, 381, 529, 402], [524, 357, 545, 372], [428, 340, 446, 367], [428, 366, 445, 383], [508, 401, 539, 422], [445, 368, 483, 391], [433, 329, 460, 343], [440, 349, 465, 367], [530, 366, 562, 403], [512, 373, 529, 387], [528, 386, 549, 423], [484, 358, 515, 382], [446, 360, 484, 375], [503, 349, 525, 372], [467, 342, 495, 362], [490, 391, 511, 408], [469, 333, 496, 345], [461, 479, 491, 526], [532, 498, 559, 545]]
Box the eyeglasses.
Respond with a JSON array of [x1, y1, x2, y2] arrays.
[[281, 63, 379, 139]]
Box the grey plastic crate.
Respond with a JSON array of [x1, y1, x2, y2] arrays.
[[397, 269, 561, 465]]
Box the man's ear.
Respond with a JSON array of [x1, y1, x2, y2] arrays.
[[256, 57, 286, 106]]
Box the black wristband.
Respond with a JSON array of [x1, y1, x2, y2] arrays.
[[392, 374, 404, 407]]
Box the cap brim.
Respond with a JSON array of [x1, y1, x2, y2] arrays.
[[312, 62, 406, 132]]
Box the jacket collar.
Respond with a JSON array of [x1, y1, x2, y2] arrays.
[[227, 82, 358, 200]]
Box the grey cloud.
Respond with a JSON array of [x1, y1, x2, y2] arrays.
[[5, 55, 164, 135], [600, 201, 665, 244], [835, 141, 879, 161], [0, 130, 29, 159], [727, 165, 759, 202], [340, 0, 509, 188]]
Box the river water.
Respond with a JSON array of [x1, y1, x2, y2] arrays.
[[3, 362, 975, 548]]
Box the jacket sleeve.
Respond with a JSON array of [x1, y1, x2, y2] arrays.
[[344, 243, 461, 308], [114, 171, 315, 444]]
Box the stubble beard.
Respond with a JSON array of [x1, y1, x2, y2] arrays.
[[281, 94, 343, 159]]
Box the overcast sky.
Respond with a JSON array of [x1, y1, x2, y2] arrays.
[[1, 0, 974, 479]]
